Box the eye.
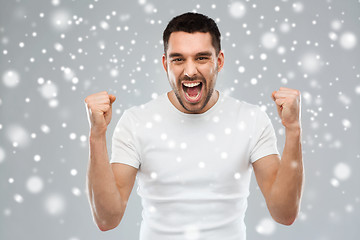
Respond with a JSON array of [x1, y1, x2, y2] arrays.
[[172, 58, 183, 62], [197, 57, 209, 61]]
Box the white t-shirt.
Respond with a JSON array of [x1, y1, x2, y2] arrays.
[[110, 91, 280, 240]]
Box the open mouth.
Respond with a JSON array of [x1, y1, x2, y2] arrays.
[[182, 82, 203, 103]]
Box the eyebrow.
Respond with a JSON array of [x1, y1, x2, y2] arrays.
[[195, 51, 212, 57], [168, 51, 213, 58], [168, 53, 183, 58]]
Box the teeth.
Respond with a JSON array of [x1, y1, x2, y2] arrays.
[[183, 82, 201, 88]]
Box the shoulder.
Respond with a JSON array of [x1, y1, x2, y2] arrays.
[[121, 93, 168, 121], [221, 93, 262, 115], [220, 93, 274, 128]]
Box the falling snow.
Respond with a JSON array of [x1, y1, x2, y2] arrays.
[[256, 218, 276, 235], [0, 147, 5, 163], [339, 32, 357, 50], [334, 162, 351, 181], [1, 1, 359, 240], [261, 32, 279, 49], [51, 9, 72, 31], [44, 194, 66, 216], [6, 124, 30, 148], [2, 70, 20, 88], [299, 53, 322, 74], [14, 194, 24, 203], [26, 176, 44, 194], [229, 2, 247, 19]]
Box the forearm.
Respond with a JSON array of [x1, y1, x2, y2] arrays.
[[86, 131, 124, 230], [268, 127, 304, 224]]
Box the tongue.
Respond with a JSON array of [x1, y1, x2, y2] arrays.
[[186, 85, 201, 97]]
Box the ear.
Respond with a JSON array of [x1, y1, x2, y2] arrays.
[[162, 54, 168, 72], [217, 50, 225, 72]]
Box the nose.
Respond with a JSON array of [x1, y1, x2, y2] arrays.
[[183, 60, 198, 78]]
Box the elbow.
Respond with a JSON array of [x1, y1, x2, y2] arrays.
[[94, 212, 123, 232], [272, 210, 298, 226], [98, 225, 110, 232], [269, 205, 299, 226], [89, 198, 127, 232], [268, 199, 300, 226], [96, 218, 121, 232], [98, 223, 117, 232], [274, 216, 296, 226]]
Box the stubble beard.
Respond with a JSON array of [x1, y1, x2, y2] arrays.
[[171, 74, 216, 114]]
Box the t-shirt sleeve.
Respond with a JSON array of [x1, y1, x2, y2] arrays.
[[249, 107, 280, 163], [110, 110, 141, 169]]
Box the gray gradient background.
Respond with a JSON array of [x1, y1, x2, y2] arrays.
[[1, 0, 359, 239]]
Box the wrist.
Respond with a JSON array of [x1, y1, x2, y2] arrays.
[[90, 128, 107, 139], [285, 125, 302, 136]]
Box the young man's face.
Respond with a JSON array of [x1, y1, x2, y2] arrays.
[[162, 31, 224, 114]]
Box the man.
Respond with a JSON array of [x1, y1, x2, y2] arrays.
[[84, 12, 303, 240]]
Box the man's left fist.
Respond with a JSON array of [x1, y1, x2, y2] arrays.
[[271, 87, 301, 130]]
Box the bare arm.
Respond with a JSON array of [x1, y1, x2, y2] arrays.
[[252, 87, 304, 225], [85, 91, 137, 231], [87, 132, 123, 231], [253, 128, 303, 225]]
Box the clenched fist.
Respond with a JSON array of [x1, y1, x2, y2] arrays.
[[271, 87, 301, 131], [84, 91, 116, 135]]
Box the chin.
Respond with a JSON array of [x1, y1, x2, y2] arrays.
[[180, 92, 212, 114]]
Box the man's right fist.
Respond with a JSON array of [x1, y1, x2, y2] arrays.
[[84, 91, 116, 135]]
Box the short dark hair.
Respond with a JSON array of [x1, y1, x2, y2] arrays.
[[163, 12, 221, 56]]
